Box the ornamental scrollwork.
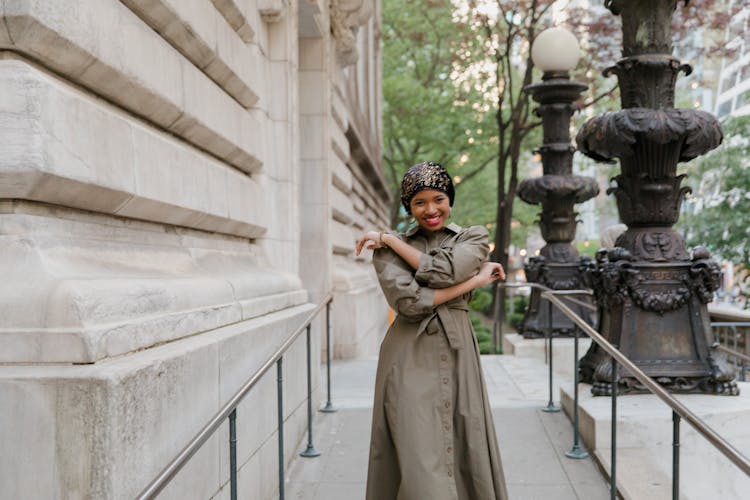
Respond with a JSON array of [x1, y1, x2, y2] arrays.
[[524, 256, 548, 284], [576, 108, 722, 164], [546, 276, 581, 291], [330, 0, 373, 66], [687, 246, 722, 304], [628, 285, 691, 313], [587, 248, 639, 309]]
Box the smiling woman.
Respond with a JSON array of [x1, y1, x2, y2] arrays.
[[355, 161, 509, 500]]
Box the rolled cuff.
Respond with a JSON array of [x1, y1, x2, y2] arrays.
[[396, 286, 435, 320]]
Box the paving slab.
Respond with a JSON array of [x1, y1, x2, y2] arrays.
[[286, 355, 610, 499]]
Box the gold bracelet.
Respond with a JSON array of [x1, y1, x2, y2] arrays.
[[379, 231, 387, 247]]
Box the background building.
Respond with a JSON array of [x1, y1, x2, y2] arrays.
[[715, 1, 750, 118], [0, 1, 387, 498]]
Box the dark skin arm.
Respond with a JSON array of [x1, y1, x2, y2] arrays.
[[355, 230, 505, 306]]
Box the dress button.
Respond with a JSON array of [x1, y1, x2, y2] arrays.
[[447, 446, 453, 453], [444, 401, 451, 409], [447, 470, 453, 477], [440, 354, 448, 361], [444, 424, 450, 431], [442, 377, 449, 384]]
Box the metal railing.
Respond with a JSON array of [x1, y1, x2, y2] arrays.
[[542, 291, 750, 500], [493, 282, 596, 347], [711, 322, 750, 382], [495, 282, 596, 463], [136, 293, 336, 500]]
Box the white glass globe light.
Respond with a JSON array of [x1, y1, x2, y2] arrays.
[[531, 27, 580, 73]]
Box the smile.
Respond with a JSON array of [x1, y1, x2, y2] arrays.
[[423, 215, 443, 226]]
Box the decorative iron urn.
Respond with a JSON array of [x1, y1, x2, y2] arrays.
[[576, 0, 737, 395], [518, 28, 599, 338]]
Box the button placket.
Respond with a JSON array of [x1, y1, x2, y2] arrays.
[[436, 335, 455, 483]]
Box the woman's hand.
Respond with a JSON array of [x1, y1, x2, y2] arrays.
[[475, 262, 506, 287], [355, 230, 385, 256]]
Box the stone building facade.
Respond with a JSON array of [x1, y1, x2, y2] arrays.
[[0, 1, 388, 498]]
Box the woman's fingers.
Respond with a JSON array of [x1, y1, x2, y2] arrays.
[[479, 262, 506, 284], [493, 263, 506, 280], [355, 231, 380, 256], [355, 236, 366, 256]]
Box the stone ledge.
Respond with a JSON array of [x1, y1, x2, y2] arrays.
[[120, 0, 260, 108], [0, 302, 317, 499], [502, 333, 591, 378], [0, 59, 266, 238], [0, 0, 264, 174], [211, 0, 257, 43], [560, 381, 750, 500], [0, 206, 306, 363]]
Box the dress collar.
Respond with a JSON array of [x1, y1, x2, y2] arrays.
[[404, 222, 463, 238]]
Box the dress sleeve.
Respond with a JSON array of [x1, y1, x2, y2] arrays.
[[373, 246, 435, 321], [414, 225, 490, 288]]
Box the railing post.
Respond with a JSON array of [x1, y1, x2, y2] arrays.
[[745, 325, 749, 382], [300, 324, 321, 458], [673, 410, 680, 500], [610, 356, 618, 500], [733, 325, 739, 371], [321, 301, 337, 413], [229, 409, 238, 500], [542, 298, 559, 413], [492, 283, 502, 354], [566, 324, 588, 459], [277, 357, 285, 500]]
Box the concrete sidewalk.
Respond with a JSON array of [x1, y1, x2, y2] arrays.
[[286, 355, 610, 500]]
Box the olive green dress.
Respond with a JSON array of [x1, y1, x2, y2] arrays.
[[366, 223, 508, 500]]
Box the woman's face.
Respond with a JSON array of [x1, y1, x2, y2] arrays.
[[410, 189, 450, 231]]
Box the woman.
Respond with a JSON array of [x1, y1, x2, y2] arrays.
[[355, 161, 509, 500]]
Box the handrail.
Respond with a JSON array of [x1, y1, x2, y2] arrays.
[[715, 343, 750, 364], [136, 292, 334, 499], [500, 281, 597, 311], [492, 281, 596, 355], [542, 291, 750, 478], [710, 321, 750, 382]]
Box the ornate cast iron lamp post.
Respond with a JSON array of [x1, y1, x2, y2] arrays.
[[576, 0, 737, 395], [518, 28, 599, 338]]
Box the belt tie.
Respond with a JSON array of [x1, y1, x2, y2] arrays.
[[416, 301, 469, 350]]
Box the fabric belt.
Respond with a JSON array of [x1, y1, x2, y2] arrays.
[[416, 300, 469, 350]]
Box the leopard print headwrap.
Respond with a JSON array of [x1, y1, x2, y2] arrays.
[[400, 161, 455, 214]]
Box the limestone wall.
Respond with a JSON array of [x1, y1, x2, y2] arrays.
[[0, 0, 385, 498], [299, 0, 389, 360]]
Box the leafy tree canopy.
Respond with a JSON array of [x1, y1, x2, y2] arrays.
[[382, 0, 535, 238], [682, 115, 750, 266]]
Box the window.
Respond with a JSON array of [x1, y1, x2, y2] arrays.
[[721, 72, 739, 93], [717, 99, 733, 118]]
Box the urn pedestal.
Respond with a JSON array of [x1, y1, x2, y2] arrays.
[[575, 0, 737, 395], [519, 260, 597, 339]]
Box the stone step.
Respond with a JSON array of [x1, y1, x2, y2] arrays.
[[561, 381, 750, 500], [593, 447, 673, 500]]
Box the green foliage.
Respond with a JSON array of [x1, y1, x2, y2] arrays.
[[470, 311, 493, 354], [575, 239, 600, 259], [506, 295, 528, 332], [508, 312, 525, 331], [511, 295, 529, 314], [680, 115, 750, 306], [681, 115, 750, 267], [469, 286, 494, 315], [382, 0, 498, 228]]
